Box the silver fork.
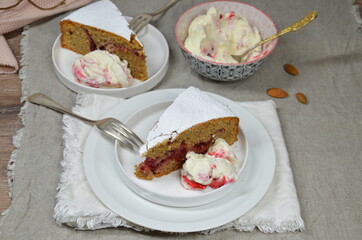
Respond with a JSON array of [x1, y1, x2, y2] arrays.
[[28, 93, 144, 153], [128, 0, 180, 34]]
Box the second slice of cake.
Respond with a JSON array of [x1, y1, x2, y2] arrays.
[[135, 87, 239, 180], [60, 0, 148, 81]]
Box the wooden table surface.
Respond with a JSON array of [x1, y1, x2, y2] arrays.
[[1, 3, 362, 213], [0, 29, 23, 212]]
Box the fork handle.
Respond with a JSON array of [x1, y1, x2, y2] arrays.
[[150, 0, 180, 16], [28, 93, 96, 124]]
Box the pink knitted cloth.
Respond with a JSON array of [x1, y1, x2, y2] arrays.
[[0, 0, 93, 74]]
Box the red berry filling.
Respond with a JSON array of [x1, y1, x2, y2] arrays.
[[140, 140, 214, 175]]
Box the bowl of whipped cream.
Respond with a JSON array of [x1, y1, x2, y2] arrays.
[[175, 1, 278, 81]]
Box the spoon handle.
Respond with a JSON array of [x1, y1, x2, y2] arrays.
[[240, 11, 318, 60], [28, 93, 96, 124]]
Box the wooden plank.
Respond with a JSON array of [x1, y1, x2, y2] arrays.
[[0, 29, 23, 212], [356, 0, 362, 16]]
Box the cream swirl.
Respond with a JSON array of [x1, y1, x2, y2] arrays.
[[184, 7, 262, 63], [181, 138, 238, 190], [72, 50, 133, 88]]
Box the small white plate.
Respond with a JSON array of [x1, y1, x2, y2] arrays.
[[83, 89, 276, 232], [52, 22, 169, 98], [115, 100, 248, 207]]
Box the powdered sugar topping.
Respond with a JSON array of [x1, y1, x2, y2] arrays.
[[139, 87, 237, 155], [62, 0, 135, 42]]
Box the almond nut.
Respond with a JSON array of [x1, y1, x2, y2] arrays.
[[284, 64, 299, 75], [267, 88, 289, 98], [296, 92, 307, 104]]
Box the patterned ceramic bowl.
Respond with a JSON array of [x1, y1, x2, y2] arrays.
[[175, 1, 278, 81]]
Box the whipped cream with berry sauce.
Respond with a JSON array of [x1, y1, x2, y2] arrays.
[[184, 7, 262, 63], [181, 138, 238, 190], [72, 50, 133, 88]]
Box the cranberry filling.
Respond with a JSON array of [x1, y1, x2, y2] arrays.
[[143, 139, 214, 173], [184, 176, 236, 190], [209, 176, 235, 189], [82, 28, 97, 51], [79, 29, 145, 59], [182, 176, 207, 189], [100, 43, 146, 59]]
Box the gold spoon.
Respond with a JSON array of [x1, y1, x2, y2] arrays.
[[235, 11, 318, 62]]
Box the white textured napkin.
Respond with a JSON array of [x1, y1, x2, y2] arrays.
[[54, 92, 304, 233]]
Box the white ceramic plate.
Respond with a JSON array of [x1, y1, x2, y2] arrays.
[[114, 100, 248, 207], [52, 22, 169, 98], [83, 89, 275, 232]]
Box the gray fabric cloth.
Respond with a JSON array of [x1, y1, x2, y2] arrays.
[[1, 0, 362, 239]]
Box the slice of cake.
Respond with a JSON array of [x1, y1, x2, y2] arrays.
[[135, 87, 239, 180], [60, 0, 148, 80]]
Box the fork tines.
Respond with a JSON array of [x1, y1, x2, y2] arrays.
[[128, 14, 152, 34], [102, 127, 136, 151], [108, 119, 144, 149]]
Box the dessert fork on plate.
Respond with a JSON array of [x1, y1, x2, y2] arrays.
[[128, 0, 180, 33], [28, 93, 144, 153]]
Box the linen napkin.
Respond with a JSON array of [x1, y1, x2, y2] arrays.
[[54, 92, 304, 233], [0, 0, 93, 74]]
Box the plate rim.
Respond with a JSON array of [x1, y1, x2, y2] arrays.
[[51, 23, 169, 98], [83, 88, 276, 232]]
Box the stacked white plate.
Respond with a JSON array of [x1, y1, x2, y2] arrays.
[[83, 89, 276, 232]]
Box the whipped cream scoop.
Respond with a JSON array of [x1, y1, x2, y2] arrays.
[[184, 7, 262, 63], [181, 138, 238, 190], [72, 50, 133, 88]]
